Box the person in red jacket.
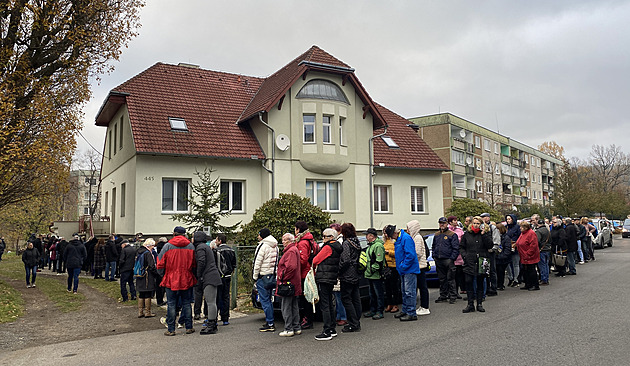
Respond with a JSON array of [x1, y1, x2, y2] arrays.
[[276, 233, 302, 337], [157, 226, 197, 336], [514, 221, 540, 291], [294, 220, 317, 329]]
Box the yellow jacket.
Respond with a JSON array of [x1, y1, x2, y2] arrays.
[[383, 237, 397, 268]]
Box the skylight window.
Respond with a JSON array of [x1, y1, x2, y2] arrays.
[[381, 136, 399, 149], [169, 117, 188, 131], [296, 79, 349, 104]]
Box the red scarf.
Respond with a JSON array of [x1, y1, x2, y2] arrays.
[[471, 226, 481, 234]]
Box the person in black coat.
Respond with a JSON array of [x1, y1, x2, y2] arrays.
[[494, 223, 512, 291], [551, 219, 568, 277], [22, 242, 40, 288], [104, 235, 118, 281], [563, 218, 578, 275], [338, 223, 362, 333], [56, 239, 68, 274], [459, 216, 494, 313], [118, 240, 137, 302], [136, 239, 158, 318], [84, 236, 97, 275], [64, 235, 87, 293], [192, 231, 222, 335], [154, 237, 168, 306]]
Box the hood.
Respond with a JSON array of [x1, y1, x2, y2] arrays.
[[406, 220, 421, 238], [506, 214, 518, 228], [169, 235, 191, 248], [260, 235, 278, 248], [345, 236, 361, 250], [193, 231, 209, 244], [69, 239, 82, 246], [297, 230, 314, 243]]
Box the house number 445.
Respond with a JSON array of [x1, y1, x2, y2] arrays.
[[144, 176, 154, 181]]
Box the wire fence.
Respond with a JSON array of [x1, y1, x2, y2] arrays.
[[231, 244, 285, 308]]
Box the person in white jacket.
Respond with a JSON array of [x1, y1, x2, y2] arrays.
[[253, 228, 279, 332]]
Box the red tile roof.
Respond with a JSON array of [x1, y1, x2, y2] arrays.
[[95, 46, 447, 171], [100, 63, 266, 159], [373, 104, 450, 171]]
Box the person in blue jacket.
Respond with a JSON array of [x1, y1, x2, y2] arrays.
[[385, 225, 420, 321]]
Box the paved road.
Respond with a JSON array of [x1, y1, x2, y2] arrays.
[[2, 236, 629, 366]]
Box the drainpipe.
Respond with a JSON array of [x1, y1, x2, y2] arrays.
[[258, 112, 275, 199], [369, 126, 388, 228]]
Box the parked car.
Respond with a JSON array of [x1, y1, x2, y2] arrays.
[[622, 218, 630, 238], [421, 234, 439, 284]]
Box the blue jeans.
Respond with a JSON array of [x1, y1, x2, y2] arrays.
[[105, 261, 116, 280], [256, 277, 275, 325], [334, 291, 346, 320], [539, 252, 550, 282], [368, 279, 384, 313], [120, 270, 136, 301], [25, 265, 37, 285], [67, 267, 81, 292], [166, 288, 193, 332], [577, 240, 584, 262], [400, 273, 417, 316], [567, 251, 577, 274]]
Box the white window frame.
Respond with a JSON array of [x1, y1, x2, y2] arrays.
[[484, 139, 490, 151], [411, 186, 426, 214], [162, 179, 189, 214], [306, 180, 340, 212], [303, 114, 315, 143], [486, 182, 493, 194], [494, 142, 499, 154], [474, 136, 480, 148], [220, 180, 245, 213], [120, 183, 126, 217], [537, 158, 541, 167], [453, 150, 465, 165], [322, 115, 332, 144], [495, 163, 500, 175], [339, 117, 346, 146], [476, 158, 482, 171], [169, 117, 188, 131], [373, 185, 390, 213], [485, 160, 491, 173]]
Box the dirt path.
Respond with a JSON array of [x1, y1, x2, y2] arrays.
[[0, 272, 167, 352]]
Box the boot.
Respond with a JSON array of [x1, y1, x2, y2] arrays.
[[476, 301, 485, 312], [462, 302, 475, 313], [138, 298, 145, 318], [144, 298, 156, 318], [200, 320, 217, 335]]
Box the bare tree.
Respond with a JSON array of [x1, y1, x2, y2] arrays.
[[72, 150, 103, 222], [588, 144, 630, 193]]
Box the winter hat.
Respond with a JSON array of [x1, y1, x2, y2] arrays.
[[173, 226, 186, 234], [259, 228, 271, 239]]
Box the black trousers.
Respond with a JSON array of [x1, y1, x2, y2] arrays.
[[464, 273, 485, 305], [487, 252, 497, 293], [193, 284, 207, 316], [216, 277, 231, 321], [318, 282, 336, 333], [435, 258, 457, 299], [384, 268, 401, 306], [523, 263, 539, 289], [496, 262, 509, 289], [340, 281, 361, 329]]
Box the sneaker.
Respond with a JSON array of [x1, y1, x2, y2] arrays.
[[259, 323, 275, 332], [416, 307, 431, 316], [279, 330, 294, 337], [31, 284, 36, 288], [579, 261, 585, 265], [448, 298, 456, 304], [315, 332, 332, 341], [160, 317, 168, 328], [329, 329, 337, 337], [164, 331, 176, 336], [185, 328, 195, 334], [177, 323, 184, 329], [194, 314, 201, 320], [294, 329, 302, 335], [67, 289, 72, 293], [341, 325, 360, 333], [362, 311, 375, 318], [399, 314, 418, 321], [434, 297, 448, 303], [26, 284, 31, 288], [73, 291, 77, 294], [222, 321, 230, 326], [372, 312, 384, 320]]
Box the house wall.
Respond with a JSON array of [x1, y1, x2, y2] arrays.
[[101, 105, 134, 178]]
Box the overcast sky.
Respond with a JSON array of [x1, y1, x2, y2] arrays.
[[78, 0, 630, 161]]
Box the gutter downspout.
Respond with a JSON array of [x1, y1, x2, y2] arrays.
[[258, 112, 275, 199], [369, 126, 388, 228]]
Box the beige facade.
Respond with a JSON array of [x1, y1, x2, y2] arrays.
[[410, 113, 562, 211], [99, 72, 446, 236]]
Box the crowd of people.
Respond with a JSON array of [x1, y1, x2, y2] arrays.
[[14, 212, 612, 340], [251, 214, 610, 341]]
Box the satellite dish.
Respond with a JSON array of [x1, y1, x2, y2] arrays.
[[459, 130, 466, 138], [466, 157, 473, 165], [476, 181, 481, 187], [524, 172, 529, 179], [275, 134, 290, 151]]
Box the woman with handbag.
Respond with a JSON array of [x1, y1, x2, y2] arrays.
[[276, 233, 302, 337], [253, 228, 279, 332], [459, 216, 494, 313], [514, 221, 540, 291], [550, 218, 568, 277], [312, 228, 343, 340]]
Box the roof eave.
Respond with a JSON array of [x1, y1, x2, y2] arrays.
[[95, 91, 130, 126]]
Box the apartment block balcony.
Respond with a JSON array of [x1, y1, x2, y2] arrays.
[[454, 187, 467, 198], [452, 139, 466, 150]]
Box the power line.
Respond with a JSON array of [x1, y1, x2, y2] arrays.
[[77, 130, 105, 157]]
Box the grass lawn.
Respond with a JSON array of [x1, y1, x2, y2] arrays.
[[0, 254, 84, 312], [0, 280, 24, 323]]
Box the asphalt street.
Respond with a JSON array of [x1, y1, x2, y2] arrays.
[[2, 236, 629, 366]]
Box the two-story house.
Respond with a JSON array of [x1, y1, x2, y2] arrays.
[[95, 46, 448, 236]]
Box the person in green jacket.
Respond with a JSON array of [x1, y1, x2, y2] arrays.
[[362, 228, 386, 320]]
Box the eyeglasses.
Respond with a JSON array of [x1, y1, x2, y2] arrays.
[[324, 235, 333, 238]]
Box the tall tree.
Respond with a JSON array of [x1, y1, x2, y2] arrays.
[[0, 0, 144, 209], [538, 141, 566, 161], [587, 144, 630, 193]]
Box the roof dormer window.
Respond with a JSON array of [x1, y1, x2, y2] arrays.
[[381, 136, 399, 149], [297, 79, 349, 104], [169, 117, 188, 131]]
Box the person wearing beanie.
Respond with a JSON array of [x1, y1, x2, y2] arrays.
[[253, 228, 279, 332], [191, 231, 222, 335], [157, 226, 197, 336], [118, 240, 137, 302]]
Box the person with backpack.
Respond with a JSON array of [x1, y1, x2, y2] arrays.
[[387, 225, 420, 321], [312, 228, 343, 340], [191, 231, 222, 335], [215, 233, 236, 326], [294, 220, 318, 330], [407, 220, 430, 317], [64, 234, 87, 294], [338, 223, 363, 332], [118, 240, 137, 302], [362, 228, 386, 320], [253, 228, 279, 332], [135, 238, 158, 318]]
